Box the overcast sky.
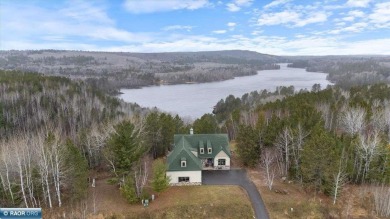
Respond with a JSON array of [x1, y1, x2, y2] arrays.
[[0, 0, 389, 55]]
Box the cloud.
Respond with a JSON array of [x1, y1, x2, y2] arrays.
[[346, 0, 371, 8], [162, 25, 194, 31], [257, 10, 328, 27], [369, 2, 390, 27], [212, 30, 227, 34], [123, 0, 210, 13], [227, 22, 236, 27], [0, 1, 155, 47], [226, 0, 253, 12], [263, 0, 291, 9], [251, 30, 263, 35], [226, 3, 240, 12], [349, 10, 365, 17]]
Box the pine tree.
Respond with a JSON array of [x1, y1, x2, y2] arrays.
[[107, 121, 145, 175], [64, 140, 88, 202], [120, 175, 139, 204], [152, 159, 170, 193], [236, 125, 261, 167], [301, 125, 337, 194]]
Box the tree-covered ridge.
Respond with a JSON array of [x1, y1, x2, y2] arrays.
[[214, 84, 390, 205], [0, 50, 281, 92], [0, 70, 141, 139], [287, 57, 390, 88], [0, 70, 149, 208], [0, 69, 195, 209]]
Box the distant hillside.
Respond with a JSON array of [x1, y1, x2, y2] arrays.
[[0, 50, 282, 92], [284, 55, 390, 88]]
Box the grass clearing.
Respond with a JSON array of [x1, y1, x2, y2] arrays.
[[83, 181, 254, 219], [247, 169, 386, 219]]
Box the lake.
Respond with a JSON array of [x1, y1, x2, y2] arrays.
[[119, 64, 331, 119]]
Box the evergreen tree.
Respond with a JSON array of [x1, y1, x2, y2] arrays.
[[236, 125, 261, 167], [301, 126, 337, 194], [64, 140, 88, 202], [152, 159, 170, 193], [107, 121, 145, 175], [193, 114, 219, 134], [120, 175, 139, 204], [145, 111, 161, 158]]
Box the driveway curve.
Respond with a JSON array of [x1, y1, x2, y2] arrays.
[[202, 169, 269, 219]]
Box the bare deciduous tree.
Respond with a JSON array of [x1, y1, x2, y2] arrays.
[[340, 106, 366, 135], [357, 131, 381, 181], [275, 127, 292, 176], [134, 160, 148, 199], [333, 148, 348, 204], [261, 148, 277, 190]]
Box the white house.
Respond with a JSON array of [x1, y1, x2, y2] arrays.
[[166, 131, 231, 185]]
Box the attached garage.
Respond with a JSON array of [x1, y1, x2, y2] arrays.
[[166, 132, 231, 185], [166, 171, 202, 185]]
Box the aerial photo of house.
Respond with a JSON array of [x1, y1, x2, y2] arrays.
[[166, 129, 231, 185]]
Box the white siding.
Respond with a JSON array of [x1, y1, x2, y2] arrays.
[[214, 150, 230, 169], [166, 171, 202, 184]]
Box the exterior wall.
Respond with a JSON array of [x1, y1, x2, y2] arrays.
[[191, 150, 198, 157], [166, 171, 202, 185], [214, 150, 230, 170]]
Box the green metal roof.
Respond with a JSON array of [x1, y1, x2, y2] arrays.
[[167, 134, 231, 171], [167, 136, 202, 171]]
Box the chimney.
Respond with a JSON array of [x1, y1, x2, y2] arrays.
[[190, 128, 194, 135]]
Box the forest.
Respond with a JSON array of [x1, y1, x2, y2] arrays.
[[0, 50, 280, 94], [1, 50, 390, 218], [287, 56, 390, 88], [213, 83, 390, 217], [0, 69, 214, 212]]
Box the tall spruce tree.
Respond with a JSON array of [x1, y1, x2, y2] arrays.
[[107, 120, 144, 175], [236, 125, 261, 167], [301, 125, 337, 194]]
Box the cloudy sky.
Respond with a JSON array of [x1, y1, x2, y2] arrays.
[[0, 0, 389, 55]]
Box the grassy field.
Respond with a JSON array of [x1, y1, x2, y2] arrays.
[[83, 181, 255, 219], [247, 169, 384, 219]]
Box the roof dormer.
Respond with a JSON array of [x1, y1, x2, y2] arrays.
[[199, 140, 205, 154], [207, 140, 212, 154], [181, 157, 187, 167]]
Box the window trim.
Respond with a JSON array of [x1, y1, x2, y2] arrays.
[[200, 148, 204, 154], [181, 160, 186, 167], [208, 148, 212, 154], [178, 177, 190, 182], [218, 159, 226, 166]]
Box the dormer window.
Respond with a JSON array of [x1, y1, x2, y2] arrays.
[[200, 148, 204, 154], [207, 140, 212, 154], [181, 157, 186, 167]]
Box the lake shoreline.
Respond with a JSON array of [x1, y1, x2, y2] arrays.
[[119, 64, 331, 119]]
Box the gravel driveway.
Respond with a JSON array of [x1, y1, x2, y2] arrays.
[[202, 169, 269, 219]]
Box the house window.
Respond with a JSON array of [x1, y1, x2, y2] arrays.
[[181, 161, 186, 167], [218, 159, 226, 166], [178, 177, 190, 182], [208, 148, 212, 154], [200, 148, 204, 154]]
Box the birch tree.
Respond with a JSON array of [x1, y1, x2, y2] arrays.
[[261, 148, 276, 190], [275, 127, 292, 176], [134, 161, 148, 199], [357, 131, 381, 181], [340, 106, 366, 135], [333, 148, 348, 204]]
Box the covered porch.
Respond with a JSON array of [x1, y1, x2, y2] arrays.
[[202, 158, 230, 170]]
